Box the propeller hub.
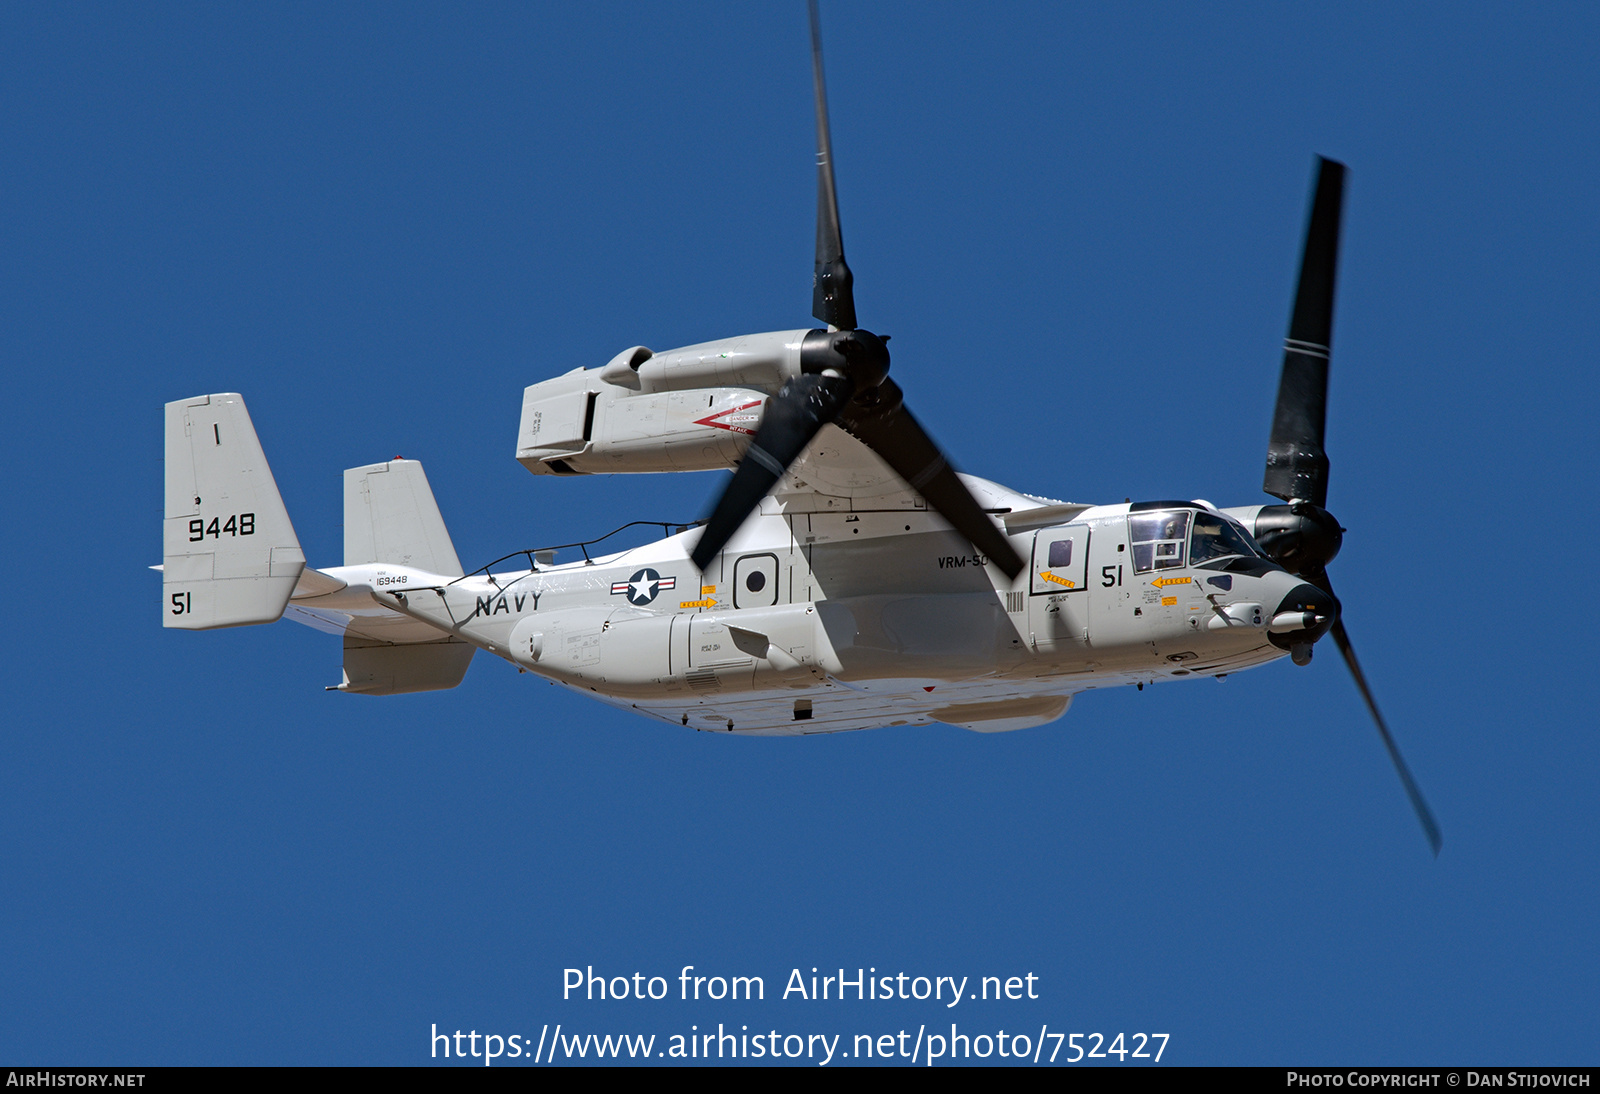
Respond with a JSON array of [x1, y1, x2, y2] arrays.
[[801, 328, 891, 392], [685, 2, 1026, 583], [1253, 502, 1344, 577]]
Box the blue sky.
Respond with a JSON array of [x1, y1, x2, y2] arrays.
[[2, 2, 1596, 1066]]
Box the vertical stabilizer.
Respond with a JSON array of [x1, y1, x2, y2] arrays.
[[163, 394, 306, 629], [343, 460, 463, 575]]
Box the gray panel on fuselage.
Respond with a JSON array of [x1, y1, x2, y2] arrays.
[[806, 522, 1001, 600], [816, 593, 1025, 680]]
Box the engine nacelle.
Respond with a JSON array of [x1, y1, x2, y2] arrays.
[[516, 330, 809, 475], [517, 374, 768, 475]]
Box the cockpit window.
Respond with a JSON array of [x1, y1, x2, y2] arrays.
[[1190, 512, 1264, 564], [1128, 510, 1191, 573]]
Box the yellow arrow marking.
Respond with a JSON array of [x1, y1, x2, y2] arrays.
[[1039, 571, 1076, 588]]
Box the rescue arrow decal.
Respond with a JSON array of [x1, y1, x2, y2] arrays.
[[693, 400, 765, 436]]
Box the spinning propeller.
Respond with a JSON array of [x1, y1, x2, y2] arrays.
[[690, 1, 1025, 579], [1256, 158, 1443, 856], [686, 10, 1435, 854]]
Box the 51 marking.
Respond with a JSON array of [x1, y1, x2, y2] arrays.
[[189, 513, 255, 541]]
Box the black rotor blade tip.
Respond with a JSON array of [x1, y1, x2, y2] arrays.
[[1332, 619, 1443, 856]]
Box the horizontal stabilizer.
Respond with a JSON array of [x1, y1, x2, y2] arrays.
[[292, 569, 348, 599], [344, 460, 462, 575], [163, 394, 304, 629]]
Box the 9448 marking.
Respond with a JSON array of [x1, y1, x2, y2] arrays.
[[188, 513, 255, 541]]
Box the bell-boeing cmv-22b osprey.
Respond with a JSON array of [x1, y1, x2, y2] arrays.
[[157, 4, 1441, 854]]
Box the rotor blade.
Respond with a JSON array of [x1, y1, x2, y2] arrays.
[[690, 373, 854, 571], [1264, 157, 1345, 508], [1331, 618, 1443, 857], [840, 383, 1025, 579], [808, 0, 856, 330]]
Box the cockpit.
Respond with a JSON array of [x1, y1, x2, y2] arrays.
[[1126, 503, 1267, 574]]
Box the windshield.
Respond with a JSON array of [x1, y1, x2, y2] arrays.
[[1128, 510, 1191, 573], [1128, 508, 1265, 573], [1190, 511, 1265, 564]]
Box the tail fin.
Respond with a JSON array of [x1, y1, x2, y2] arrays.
[[344, 460, 463, 575], [338, 459, 471, 694], [163, 394, 305, 629]]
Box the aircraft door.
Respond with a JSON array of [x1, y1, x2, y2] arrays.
[[1028, 526, 1091, 656], [733, 552, 780, 609]]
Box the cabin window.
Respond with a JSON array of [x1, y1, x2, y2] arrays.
[[1128, 510, 1190, 573], [1047, 539, 1072, 568]]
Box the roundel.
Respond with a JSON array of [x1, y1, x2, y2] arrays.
[[610, 567, 676, 606]]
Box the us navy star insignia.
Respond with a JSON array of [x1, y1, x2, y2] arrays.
[[610, 568, 675, 606]]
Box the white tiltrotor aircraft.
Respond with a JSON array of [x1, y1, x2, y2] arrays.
[[160, 5, 1440, 852]]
